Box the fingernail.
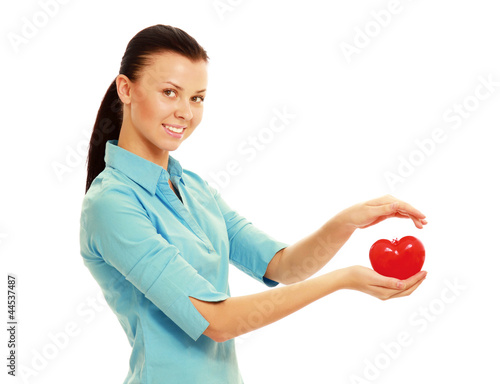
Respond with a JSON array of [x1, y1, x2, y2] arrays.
[[397, 282, 405, 289]]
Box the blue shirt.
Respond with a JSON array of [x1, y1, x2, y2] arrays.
[[79, 139, 288, 383]]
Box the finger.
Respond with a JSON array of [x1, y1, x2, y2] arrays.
[[385, 272, 427, 298], [370, 271, 427, 299], [369, 203, 397, 219], [396, 271, 427, 293], [372, 275, 408, 290], [373, 270, 426, 292], [390, 277, 425, 298], [393, 210, 427, 229], [404, 270, 427, 286], [414, 216, 428, 227], [367, 195, 426, 220], [392, 201, 426, 219], [410, 215, 423, 229], [395, 211, 421, 228]]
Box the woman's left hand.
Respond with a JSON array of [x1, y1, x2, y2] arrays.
[[338, 194, 427, 230]]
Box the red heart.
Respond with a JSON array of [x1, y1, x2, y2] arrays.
[[369, 236, 425, 280]]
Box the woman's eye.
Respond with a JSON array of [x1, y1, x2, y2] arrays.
[[163, 89, 176, 98], [192, 96, 204, 103]]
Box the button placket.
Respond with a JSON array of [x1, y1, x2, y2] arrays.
[[159, 174, 215, 253]]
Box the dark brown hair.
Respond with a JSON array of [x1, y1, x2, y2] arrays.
[[85, 24, 208, 193]]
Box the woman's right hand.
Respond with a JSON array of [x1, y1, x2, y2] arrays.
[[336, 195, 427, 230], [342, 265, 427, 300]]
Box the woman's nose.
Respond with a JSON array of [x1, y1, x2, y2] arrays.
[[174, 99, 193, 121]]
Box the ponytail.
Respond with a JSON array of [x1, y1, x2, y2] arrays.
[[84, 24, 209, 194], [85, 80, 122, 193]]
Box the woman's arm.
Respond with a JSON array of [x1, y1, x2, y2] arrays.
[[264, 195, 427, 284], [190, 194, 427, 343], [190, 267, 427, 342]]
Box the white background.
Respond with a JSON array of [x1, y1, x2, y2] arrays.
[[1, 0, 499, 383]]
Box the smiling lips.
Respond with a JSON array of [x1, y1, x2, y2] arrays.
[[163, 124, 186, 138]]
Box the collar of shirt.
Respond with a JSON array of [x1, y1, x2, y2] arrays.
[[104, 139, 185, 195]]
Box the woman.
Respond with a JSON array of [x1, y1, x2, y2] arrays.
[[80, 24, 427, 383]]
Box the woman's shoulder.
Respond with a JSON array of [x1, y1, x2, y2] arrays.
[[89, 166, 136, 191], [82, 167, 144, 212]]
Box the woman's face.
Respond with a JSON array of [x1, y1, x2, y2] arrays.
[[117, 51, 208, 164]]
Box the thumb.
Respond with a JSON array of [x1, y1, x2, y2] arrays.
[[385, 277, 406, 290]]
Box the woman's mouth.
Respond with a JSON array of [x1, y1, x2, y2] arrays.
[[163, 124, 186, 138]]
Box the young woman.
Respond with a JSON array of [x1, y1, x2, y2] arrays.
[[80, 24, 427, 384]]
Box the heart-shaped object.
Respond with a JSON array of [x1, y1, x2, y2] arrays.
[[369, 236, 425, 280]]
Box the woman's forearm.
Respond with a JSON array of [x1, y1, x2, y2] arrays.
[[265, 214, 356, 284], [190, 268, 349, 342], [190, 265, 426, 343]]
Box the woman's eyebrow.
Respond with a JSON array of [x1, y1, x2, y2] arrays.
[[163, 81, 206, 93]]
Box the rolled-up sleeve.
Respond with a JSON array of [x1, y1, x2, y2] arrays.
[[80, 187, 228, 341], [207, 184, 289, 287]]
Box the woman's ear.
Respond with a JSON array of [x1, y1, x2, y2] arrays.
[[116, 74, 132, 105]]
